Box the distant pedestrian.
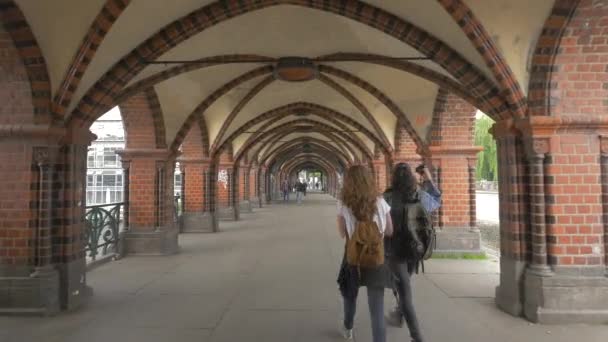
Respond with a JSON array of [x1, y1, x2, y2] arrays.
[[295, 180, 306, 204]]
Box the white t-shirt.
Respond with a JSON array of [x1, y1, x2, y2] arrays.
[[337, 197, 391, 238]]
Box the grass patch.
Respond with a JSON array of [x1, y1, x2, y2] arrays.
[[431, 252, 487, 260]]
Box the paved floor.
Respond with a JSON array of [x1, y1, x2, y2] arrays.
[[1, 194, 607, 342]]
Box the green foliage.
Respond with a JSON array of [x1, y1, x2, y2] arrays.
[[474, 113, 498, 181], [431, 252, 487, 260]]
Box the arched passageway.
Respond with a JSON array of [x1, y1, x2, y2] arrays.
[[1, 0, 608, 325]]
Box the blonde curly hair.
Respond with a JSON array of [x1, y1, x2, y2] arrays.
[[339, 165, 378, 221]]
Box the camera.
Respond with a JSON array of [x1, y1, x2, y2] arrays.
[[415, 164, 425, 175]]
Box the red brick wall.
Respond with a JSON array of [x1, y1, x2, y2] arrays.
[[0, 143, 35, 266], [184, 163, 205, 212], [128, 159, 157, 228], [249, 168, 257, 198], [0, 23, 34, 125], [393, 123, 420, 165], [0, 23, 37, 266], [119, 92, 157, 149], [435, 92, 476, 146], [430, 91, 477, 228], [216, 148, 233, 208], [538, 0, 608, 117], [238, 167, 246, 201], [435, 157, 471, 227], [181, 123, 206, 159], [546, 134, 604, 266]]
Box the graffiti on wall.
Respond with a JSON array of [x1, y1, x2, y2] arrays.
[[218, 169, 228, 189]]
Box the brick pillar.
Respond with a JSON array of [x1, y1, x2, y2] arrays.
[[430, 146, 483, 254], [116, 149, 178, 255], [492, 121, 528, 318], [238, 165, 252, 213], [217, 165, 235, 221], [372, 150, 389, 193], [514, 117, 608, 323], [600, 136, 608, 276], [177, 159, 214, 233]]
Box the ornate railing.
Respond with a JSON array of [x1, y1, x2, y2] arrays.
[[84, 202, 125, 262]]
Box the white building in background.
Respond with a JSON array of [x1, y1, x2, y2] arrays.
[[86, 107, 183, 206], [86, 107, 125, 205]]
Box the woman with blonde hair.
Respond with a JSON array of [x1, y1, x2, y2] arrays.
[[337, 165, 393, 341]]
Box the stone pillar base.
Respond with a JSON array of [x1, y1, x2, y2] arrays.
[[0, 265, 60, 315], [523, 268, 608, 324], [435, 228, 482, 253], [495, 256, 526, 317], [239, 200, 252, 213], [251, 197, 261, 208], [180, 212, 214, 233], [218, 207, 235, 221], [122, 229, 178, 255], [56, 258, 89, 312]]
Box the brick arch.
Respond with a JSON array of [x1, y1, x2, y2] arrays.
[[217, 102, 392, 158], [528, 0, 608, 117], [281, 157, 338, 180], [319, 65, 428, 152], [53, 0, 130, 117], [262, 137, 352, 167], [427, 88, 448, 146], [114, 51, 503, 148], [180, 118, 208, 160], [393, 121, 421, 163], [255, 128, 355, 164], [437, 0, 527, 117], [247, 122, 361, 166], [0, 0, 52, 124], [237, 117, 369, 164], [68, 0, 514, 127], [527, 0, 581, 116], [118, 89, 165, 149], [170, 65, 273, 152], [320, 53, 506, 119], [277, 151, 343, 173], [143, 87, 167, 149], [265, 142, 350, 172], [263, 138, 353, 165], [233, 119, 374, 164], [210, 75, 275, 151], [316, 74, 391, 148]]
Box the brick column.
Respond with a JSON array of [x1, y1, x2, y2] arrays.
[[429, 146, 483, 254], [524, 137, 552, 276], [601, 136, 608, 276], [238, 165, 252, 213], [502, 117, 608, 324], [217, 164, 235, 221], [491, 121, 528, 318], [177, 158, 214, 233], [116, 148, 178, 255]]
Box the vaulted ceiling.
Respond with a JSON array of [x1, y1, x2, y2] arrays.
[[14, 0, 555, 169]]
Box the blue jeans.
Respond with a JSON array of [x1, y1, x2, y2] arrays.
[[296, 191, 304, 203], [343, 286, 386, 342], [390, 260, 424, 342]]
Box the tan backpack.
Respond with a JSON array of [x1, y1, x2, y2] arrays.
[[346, 217, 384, 269]]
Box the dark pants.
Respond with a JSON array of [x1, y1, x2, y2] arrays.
[[343, 286, 386, 342], [390, 260, 424, 342]]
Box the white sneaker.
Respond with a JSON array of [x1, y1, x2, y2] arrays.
[[341, 326, 353, 340]]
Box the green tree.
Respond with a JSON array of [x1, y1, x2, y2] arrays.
[[474, 113, 498, 181]]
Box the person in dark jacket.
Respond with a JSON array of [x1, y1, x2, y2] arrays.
[[382, 163, 440, 342]]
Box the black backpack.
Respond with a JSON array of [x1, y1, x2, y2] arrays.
[[386, 190, 436, 273]]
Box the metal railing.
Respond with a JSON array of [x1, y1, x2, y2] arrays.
[[84, 202, 125, 263]]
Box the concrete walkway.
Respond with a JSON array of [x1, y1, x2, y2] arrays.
[[1, 194, 607, 342]]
